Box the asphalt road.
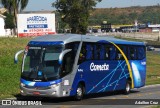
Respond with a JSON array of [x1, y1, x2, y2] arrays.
[[0, 84, 160, 108]]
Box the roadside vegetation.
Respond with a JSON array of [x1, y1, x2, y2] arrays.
[[89, 5, 160, 25], [146, 51, 160, 85], [0, 37, 31, 99], [116, 36, 160, 46], [151, 106, 160, 108], [0, 37, 160, 99]]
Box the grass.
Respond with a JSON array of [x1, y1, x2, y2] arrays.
[[146, 51, 160, 85], [115, 36, 160, 46], [0, 37, 160, 99], [0, 37, 31, 99]]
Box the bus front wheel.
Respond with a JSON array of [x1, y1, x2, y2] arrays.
[[75, 84, 84, 100]]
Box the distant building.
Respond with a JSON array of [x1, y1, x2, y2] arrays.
[[117, 26, 138, 33], [139, 24, 160, 33], [0, 14, 6, 36]]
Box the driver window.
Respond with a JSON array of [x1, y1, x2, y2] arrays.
[[61, 42, 80, 76], [61, 52, 74, 76]]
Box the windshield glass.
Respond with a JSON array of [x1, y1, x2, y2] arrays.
[[22, 45, 63, 81]]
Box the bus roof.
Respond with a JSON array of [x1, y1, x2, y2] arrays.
[[29, 34, 145, 46]]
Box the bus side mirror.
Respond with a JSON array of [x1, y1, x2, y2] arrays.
[[59, 49, 72, 65], [14, 50, 24, 64]]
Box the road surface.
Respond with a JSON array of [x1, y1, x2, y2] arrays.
[[0, 84, 160, 108]]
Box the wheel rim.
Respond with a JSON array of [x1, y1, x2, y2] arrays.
[[126, 83, 130, 92], [77, 87, 82, 97]]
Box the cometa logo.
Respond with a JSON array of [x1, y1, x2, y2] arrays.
[[90, 62, 109, 71], [27, 16, 47, 22]]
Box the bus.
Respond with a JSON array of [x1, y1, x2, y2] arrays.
[[15, 34, 146, 100]]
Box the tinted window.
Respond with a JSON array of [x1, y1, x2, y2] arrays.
[[65, 42, 79, 53], [86, 44, 93, 60], [110, 45, 116, 60], [128, 46, 137, 60], [62, 42, 80, 75], [116, 45, 124, 60], [79, 43, 86, 64], [61, 52, 73, 76], [104, 45, 110, 60], [137, 46, 146, 60], [99, 45, 105, 60], [94, 44, 100, 60]]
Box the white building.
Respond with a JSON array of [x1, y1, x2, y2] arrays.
[[0, 14, 6, 36]]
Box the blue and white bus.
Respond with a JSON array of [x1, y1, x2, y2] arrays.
[[15, 34, 146, 100]]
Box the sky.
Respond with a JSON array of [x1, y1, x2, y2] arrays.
[[0, 0, 160, 11], [23, 0, 160, 11]]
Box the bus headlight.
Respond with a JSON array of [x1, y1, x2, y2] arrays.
[[21, 83, 25, 87], [50, 84, 59, 88]]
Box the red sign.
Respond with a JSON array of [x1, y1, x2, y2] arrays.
[[18, 32, 56, 37]]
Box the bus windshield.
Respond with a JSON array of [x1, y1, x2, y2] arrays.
[[22, 45, 63, 81]]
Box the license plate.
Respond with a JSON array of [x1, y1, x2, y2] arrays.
[[33, 91, 40, 95]]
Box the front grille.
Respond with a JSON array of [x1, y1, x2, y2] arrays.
[[24, 86, 51, 90]]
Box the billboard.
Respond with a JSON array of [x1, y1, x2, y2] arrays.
[[17, 13, 56, 37]]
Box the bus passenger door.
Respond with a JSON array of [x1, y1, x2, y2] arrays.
[[61, 42, 80, 96]]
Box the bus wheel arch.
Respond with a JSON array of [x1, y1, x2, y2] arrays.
[[74, 81, 85, 100]]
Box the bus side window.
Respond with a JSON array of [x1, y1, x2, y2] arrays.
[[110, 45, 116, 60], [137, 46, 145, 60], [99, 45, 105, 60], [61, 42, 80, 76], [128, 46, 137, 60], [94, 44, 100, 60], [123, 46, 127, 58], [78, 43, 86, 64], [116, 45, 123, 60], [86, 44, 93, 60], [105, 45, 110, 60], [61, 52, 73, 76]]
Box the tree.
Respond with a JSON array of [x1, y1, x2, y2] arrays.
[[3, 12, 15, 29], [0, 0, 29, 35], [53, 0, 101, 34]]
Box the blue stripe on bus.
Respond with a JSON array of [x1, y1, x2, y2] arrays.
[[20, 78, 62, 87], [87, 60, 126, 93], [28, 41, 64, 46]]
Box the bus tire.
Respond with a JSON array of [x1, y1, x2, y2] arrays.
[[75, 84, 84, 100], [124, 81, 131, 95]]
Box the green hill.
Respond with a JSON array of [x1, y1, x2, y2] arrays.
[[89, 5, 160, 25]]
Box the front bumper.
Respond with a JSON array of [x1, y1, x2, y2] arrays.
[[20, 85, 62, 97]]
